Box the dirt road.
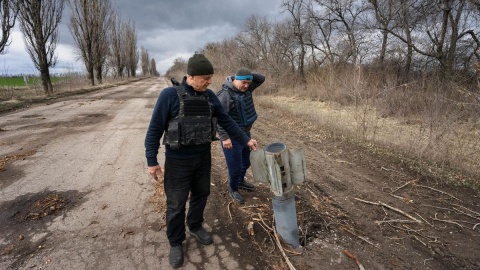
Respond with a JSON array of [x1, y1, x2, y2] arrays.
[[0, 78, 262, 269], [1, 78, 479, 270]]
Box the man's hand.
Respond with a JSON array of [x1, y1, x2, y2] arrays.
[[222, 138, 233, 149], [148, 165, 164, 181], [247, 139, 257, 151]]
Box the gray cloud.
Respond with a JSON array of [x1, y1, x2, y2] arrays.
[[2, 0, 284, 75]]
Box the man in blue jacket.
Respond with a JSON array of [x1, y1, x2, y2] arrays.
[[144, 54, 257, 268], [217, 67, 265, 204]]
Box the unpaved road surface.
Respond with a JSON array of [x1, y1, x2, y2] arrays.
[[1, 77, 480, 270], [0, 78, 263, 270]]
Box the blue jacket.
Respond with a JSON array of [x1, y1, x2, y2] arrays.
[[145, 77, 251, 166]]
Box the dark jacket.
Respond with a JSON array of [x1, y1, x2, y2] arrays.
[[145, 77, 251, 166], [217, 73, 265, 141]]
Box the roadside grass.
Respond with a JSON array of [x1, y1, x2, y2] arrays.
[[256, 95, 480, 191], [0, 76, 63, 87], [0, 75, 147, 113]]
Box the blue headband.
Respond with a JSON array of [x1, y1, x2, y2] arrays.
[[235, 75, 253, 81]]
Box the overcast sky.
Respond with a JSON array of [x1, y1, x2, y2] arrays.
[[0, 0, 285, 76]]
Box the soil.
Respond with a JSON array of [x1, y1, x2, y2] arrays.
[[204, 102, 480, 270]]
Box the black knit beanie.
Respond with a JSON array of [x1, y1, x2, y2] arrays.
[[187, 54, 214, 76], [234, 67, 253, 80]]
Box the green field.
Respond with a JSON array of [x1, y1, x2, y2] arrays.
[[0, 76, 62, 87]]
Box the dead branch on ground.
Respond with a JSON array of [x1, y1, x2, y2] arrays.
[[354, 198, 422, 224], [452, 204, 480, 217], [342, 227, 378, 247], [433, 213, 464, 228], [273, 225, 297, 270], [415, 213, 433, 227], [227, 201, 233, 220], [390, 180, 416, 194], [415, 184, 462, 202], [375, 219, 420, 225], [344, 249, 366, 270]]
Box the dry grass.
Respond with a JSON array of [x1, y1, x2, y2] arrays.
[[255, 95, 480, 190], [0, 150, 36, 171], [0, 75, 145, 112]]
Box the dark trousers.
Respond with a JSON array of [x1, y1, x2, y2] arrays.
[[221, 137, 251, 191], [164, 152, 211, 246]]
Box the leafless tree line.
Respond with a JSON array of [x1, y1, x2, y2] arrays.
[[140, 46, 159, 77], [178, 0, 479, 89], [1, 0, 158, 95]]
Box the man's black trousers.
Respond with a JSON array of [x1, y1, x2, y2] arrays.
[[163, 151, 211, 246]]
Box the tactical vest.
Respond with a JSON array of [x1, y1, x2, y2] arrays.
[[163, 84, 217, 150], [218, 84, 257, 130]]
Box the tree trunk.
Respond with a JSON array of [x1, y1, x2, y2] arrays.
[[37, 39, 53, 95], [39, 60, 53, 96], [87, 67, 95, 86], [96, 65, 103, 84]]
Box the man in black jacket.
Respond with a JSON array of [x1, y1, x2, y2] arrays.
[[144, 54, 257, 268]]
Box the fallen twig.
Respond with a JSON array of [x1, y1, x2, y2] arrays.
[[227, 201, 233, 220], [415, 213, 433, 227], [335, 159, 355, 165], [452, 204, 480, 217], [375, 219, 419, 225], [415, 184, 462, 202], [240, 204, 264, 209], [433, 213, 464, 228], [354, 198, 422, 224], [257, 213, 274, 231], [344, 249, 366, 270], [343, 227, 377, 247], [452, 207, 480, 221], [386, 222, 417, 233], [412, 235, 427, 247], [402, 225, 439, 243], [390, 194, 407, 201], [257, 222, 276, 253], [236, 231, 245, 241], [283, 247, 302, 255], [387, 223, 438, 243], [391, 180, 416, 194], [422, 204, 452, 211], [273, 223, 297, 270], [306, 187, 318, 199]]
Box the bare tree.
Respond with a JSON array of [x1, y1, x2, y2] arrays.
[[385, 0, 480, 77], [92, 1, 112, 84], [0, 0, 17, 54], [141, 46, 149, 76], [367, 0, 397, 64], [311, 0, 369, 65], [305, 3, 337, 66], [282, 0, 309, 80], [234, 15, 273, 69], [17, 0, 65, 95], [69, 0, 113, 86], [109, 12, 126, 78], [124, 21, 139, 77], [150, 58, 158, 76]]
